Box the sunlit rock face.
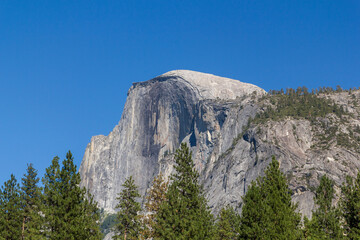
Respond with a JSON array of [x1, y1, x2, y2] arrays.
[[80, 70, 360, 218], [79, 70, 264, 213]]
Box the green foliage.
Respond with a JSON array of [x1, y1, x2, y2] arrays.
[[239, 156, 301, 239], [215, 205, 240, 240], [239, 182, 263, 239], [101, 214, 117, 235], [341, 172, 360, 239], [304, 175, 343, 239], [0, 174, 23, 240], [0, 175, 23, 239], [141, 173, 168, 239], [113, 176, 142, 240], [21, 163, 44, 239], [0, 152, 101, 240], [42, 151, 101, 240], [253, 88, 347, 125], [155, 143, 215, 239], [42, 156, 61, 238], [82, 192, 103, 239], [337, 132, 360, 153]]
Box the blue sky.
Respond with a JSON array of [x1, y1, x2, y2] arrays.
[[0, 0, 359, 185]]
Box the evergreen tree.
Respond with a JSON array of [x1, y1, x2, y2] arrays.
[[141, 173, 168, 239], [0, 174, 23, 240], [42, 156, 61, 238], [215, 205, 241, 240], [155, 143, 215, 240], [113, 176, 142, 240], [239, 156, 301, 239], [304, 175, 343, 239], [82, 191, 103, 239], [42, 152, 101, 239], [341, 172, 360, 239], [238, 182, 264, 239], [21, 163, 44, 239]]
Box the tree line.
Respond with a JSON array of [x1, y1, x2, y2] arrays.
[[268, 85, 359, 96], [111, 143, 360, 240], [0, 151, 101, 239], [2, 144, 360, 239], [253, 87, 348, 126]]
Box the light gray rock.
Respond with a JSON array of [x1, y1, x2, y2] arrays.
[[80, 70, 265, 213], [103, 232, 114, 240], [80, 70, 360, 221]]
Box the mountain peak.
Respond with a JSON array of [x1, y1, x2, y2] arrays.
[[156, 69, 265, 100]]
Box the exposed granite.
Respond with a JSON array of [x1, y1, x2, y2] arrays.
[[80, 70, 360, 220]]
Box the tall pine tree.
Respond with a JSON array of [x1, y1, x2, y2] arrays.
[[0, 174, 23, 240], [21, 163, 44, 240], [238, 182, 264, 239], [141, 173, 168, 239], [42, 151, 101, 239], [82, 191, 103, 239], [341, 172, 360, 239], [155, 143, 215, 240], [304, 175, 343, 239], [42, 156, 61, 238], [239, 156, 301, 239], [113, 176, 142, 240]]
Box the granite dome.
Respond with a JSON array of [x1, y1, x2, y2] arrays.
[[156, 70, 265, 100]]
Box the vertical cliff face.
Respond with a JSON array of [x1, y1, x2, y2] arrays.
[[79, 70, 265, 212], [80, 70, 360, 217]]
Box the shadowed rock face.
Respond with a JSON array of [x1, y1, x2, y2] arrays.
[[79, 70, 265, 212], [80, 70, 360, 218]]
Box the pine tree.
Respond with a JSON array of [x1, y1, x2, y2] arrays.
[[42, 156, 62, 239], [0, 174, 23, 240], [215, 205, 241, 240], [59, 151, 87, 239], [154, 143, 215, 240], [42, 152, 102, 239], [341, 172, 360, 239], [239, 156, 301, 239], [21, 163, 44, 239], [238, 182, 264, 239], [141, 173, 168, 239], [304, 175, 343, 239], [82, 191, 103, 239], [113, 176, 142, 240]]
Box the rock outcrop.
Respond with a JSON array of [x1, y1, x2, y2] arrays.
[[80, 70, 360, 219], [79, 70, 265, 213]]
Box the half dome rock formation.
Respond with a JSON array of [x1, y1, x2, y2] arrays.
[[79, 70, 265, 213], [79, 70, 360, 218]]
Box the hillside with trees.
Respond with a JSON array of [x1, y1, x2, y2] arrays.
[[1, 85, 360, 239]]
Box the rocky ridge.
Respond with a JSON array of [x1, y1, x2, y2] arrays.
[[80, 70, 360, 219]]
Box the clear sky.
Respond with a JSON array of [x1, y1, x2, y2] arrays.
[[0, 0, 359, 185]]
